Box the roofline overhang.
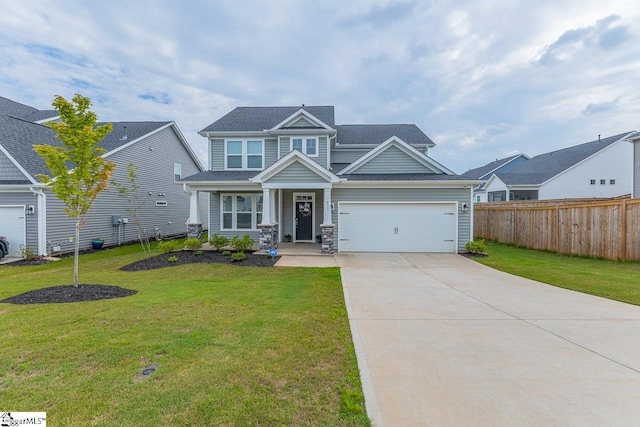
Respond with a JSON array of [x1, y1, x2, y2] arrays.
[[0, 183, 46, 191], [335, 180, 480, 188], [334, 142, 435, 148], [199, 131, 270, 137], [265, 128, 336, 135], [267, 108, 335, 132]]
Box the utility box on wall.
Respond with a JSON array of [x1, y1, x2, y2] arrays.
[[112, 215, 122, 225]]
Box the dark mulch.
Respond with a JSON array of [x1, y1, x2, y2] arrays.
[[1, 284, 137, 305], [460, 251, 489, 258], [121, 250, 279, 271]]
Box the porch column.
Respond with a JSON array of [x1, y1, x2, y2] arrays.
[[262, 188, 271, 224], [322, 188, 332, 225], [187, 189, 202, 239], [269, 189, 277, 224]]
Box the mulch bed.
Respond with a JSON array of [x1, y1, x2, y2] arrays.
[[120, 250, 279, 271], [460, 251, 489, 258], [1, 284, 137, 305]]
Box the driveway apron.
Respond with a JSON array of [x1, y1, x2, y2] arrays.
[[337, 253, 640, 427]]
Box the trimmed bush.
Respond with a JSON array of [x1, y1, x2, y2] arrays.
[[158, 240, 180, 254], [222, 250, 231, 257], [167, 255, 179, 262], [20, 245, 38, 261], [466, 239, 488, 254], [184, 238, 203, 250], [194, 250, 204, 256], [231, 235, 254, 253], [231, 252, 247, 262], [208, 234, 229, 251]]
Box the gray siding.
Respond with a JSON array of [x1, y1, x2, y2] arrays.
[[209, 192, 261, 241], [0, 192, 39, 249], [288, 117, 314, 127], [266, 162, 329, 184], [635, 143, 640, 198], [331, 148, 369, 164], [211, 138, 224, 170], [350, 146, 437, 174], [265, 137, 278, 167], [278, 136, 328, 168], [45, 126, 206, 253], [0, 151, 28, 181], [330, 187, 472, 251]]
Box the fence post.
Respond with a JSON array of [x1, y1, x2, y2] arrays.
[[621, 199, 627, 261], [555, 205, 560, 253]]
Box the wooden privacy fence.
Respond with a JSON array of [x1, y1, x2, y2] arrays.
[[474, 198, 640, 261]]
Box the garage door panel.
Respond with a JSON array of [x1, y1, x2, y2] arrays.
[[0, 206, 26, 256], [339, 202, 456, 253]]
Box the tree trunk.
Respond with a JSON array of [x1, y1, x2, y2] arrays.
[[74, 218, 80, 287]]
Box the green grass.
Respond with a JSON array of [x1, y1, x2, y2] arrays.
[[474, 241, 640, 306], [0, 242, 370, 426]]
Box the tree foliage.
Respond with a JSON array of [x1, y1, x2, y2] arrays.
[[34, 94, 115, 286]]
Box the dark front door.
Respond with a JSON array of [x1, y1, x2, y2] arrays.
[[295, 201, 313, 240]]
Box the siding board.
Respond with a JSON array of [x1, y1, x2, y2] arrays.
[[350, 146, 436, 174], [0, 151, 28, 181]]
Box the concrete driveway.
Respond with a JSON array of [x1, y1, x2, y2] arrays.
[[337, 253, 640, 426]]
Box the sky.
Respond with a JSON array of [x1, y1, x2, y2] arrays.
[[1, 0, 639, 174]]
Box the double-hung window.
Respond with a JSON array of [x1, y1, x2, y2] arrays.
[[225, 139, 264, 169], [174, 163, 182, 181], [291, 137, 318, 157], [221, 194, 263, 230]]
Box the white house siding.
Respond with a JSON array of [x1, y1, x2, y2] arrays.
[[633, 142, 640, 198], [330, 187, 472, 251], [539, 141, 633, 200], [44, 126, 206, 254], [0, 151, 27, 180], [0, 192, 39, 248]]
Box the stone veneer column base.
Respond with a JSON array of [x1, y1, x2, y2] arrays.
[[320, 224, 335, 254], [258, 223, 278, 251], [187, 223, 203, 240]]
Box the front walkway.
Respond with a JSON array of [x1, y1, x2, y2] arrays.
[[338, 253, 640, 426]]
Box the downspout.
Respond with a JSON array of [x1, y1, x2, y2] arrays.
[[30, 187, 47, 256]]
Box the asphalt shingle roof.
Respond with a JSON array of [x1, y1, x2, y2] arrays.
[[461, 154, 526, 179], [180, 170, 259, 182], [335, 124, 434, 146], [494, 132, 634, 185], [201, 106, 336, 132]]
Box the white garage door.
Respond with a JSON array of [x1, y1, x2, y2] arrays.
[[338, 202, 457, 253], [0, 206, 26, 257]]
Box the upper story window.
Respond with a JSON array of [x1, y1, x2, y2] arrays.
[[225, 139, 264, 170], [291, 137, 318, 157], [174, 163, 182, 181]]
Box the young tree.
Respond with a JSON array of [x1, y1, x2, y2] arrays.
[[34, 94, 115, 286], [111, 163, 152, 258]]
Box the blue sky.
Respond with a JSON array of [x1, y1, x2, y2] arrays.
[[1, 0, 638, 174]]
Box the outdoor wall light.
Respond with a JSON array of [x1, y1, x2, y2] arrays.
[[461, 203, 468, 212]]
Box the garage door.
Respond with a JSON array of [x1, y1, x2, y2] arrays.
[[0, 206, 26, 257], [338, 202, 457, 253]]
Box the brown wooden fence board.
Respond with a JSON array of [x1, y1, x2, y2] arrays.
[[474, 198, 640, 261]]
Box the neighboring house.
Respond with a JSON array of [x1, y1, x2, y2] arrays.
[[629, 132, 640, 198], [482, 132, 635, 202], [461, 154, 530, 202], [0, 96, 206, 257], [181, 106, 479, 254]]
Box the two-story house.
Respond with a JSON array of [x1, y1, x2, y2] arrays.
[[181, 106, 479, 254]]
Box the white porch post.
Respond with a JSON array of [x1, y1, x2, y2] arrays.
[[323, 188, 332, 225], [269, 189, 277, 224], [262, 188, 271, 224], [189, 190, 200, 224]]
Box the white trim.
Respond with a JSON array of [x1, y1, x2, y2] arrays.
[[335, 180, 478, 188], [262, 182, 332, 189], [219, 193, 263, 231], [0, 144, 38, 184], [268, 108, 334, 132], [34, 115, 60, 124], [173, 163, 182, 182], [293, 192, 315, 242], [338, 136, 455, 175], [30, 187, 47, 256], [290, 136, 319, 157], [250, 150, 340, 184], [278, 188, 283, 241], [224, 138, 265, 170]]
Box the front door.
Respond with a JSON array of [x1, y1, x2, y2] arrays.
[[294, 194, 314, 241]]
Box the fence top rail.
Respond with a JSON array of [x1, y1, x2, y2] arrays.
[[475, 198, 640, 211]]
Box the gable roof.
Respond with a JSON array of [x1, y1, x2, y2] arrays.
[[250, 150, 340, 184], [462, 153, 529, 179], [200, 106, 336, 133], [496, 132, 634, 185], [336, 124, 434, 146]]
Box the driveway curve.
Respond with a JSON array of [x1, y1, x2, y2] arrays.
[[337, 253, 640, 427]]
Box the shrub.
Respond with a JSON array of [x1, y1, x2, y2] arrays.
[[208, 234, 229, 251], [231, 251, 247, 262], [158, 240, 180, 254], [231, 234, 254, 253], [167, 255, 179, 262], [20, 245, 38, 261], [194, 250, 204, 256], [222, 250, 231, 257], [466, 239, 488, 254], [184, 238, 203, 250]]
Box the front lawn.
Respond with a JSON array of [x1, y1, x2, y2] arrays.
[[473, 241, 640, 306], [0, 243, 369, 426]]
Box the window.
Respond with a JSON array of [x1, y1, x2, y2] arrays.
[[225, 140, 263, 169], [610, 179, 616, 185], [600, 179, 606, 185], [590, 179, 596, 185], [476, 195, 481, 202], [221, 194, 263, 230], [291, 137, 318, 157], [174, 163, 182, 181]]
